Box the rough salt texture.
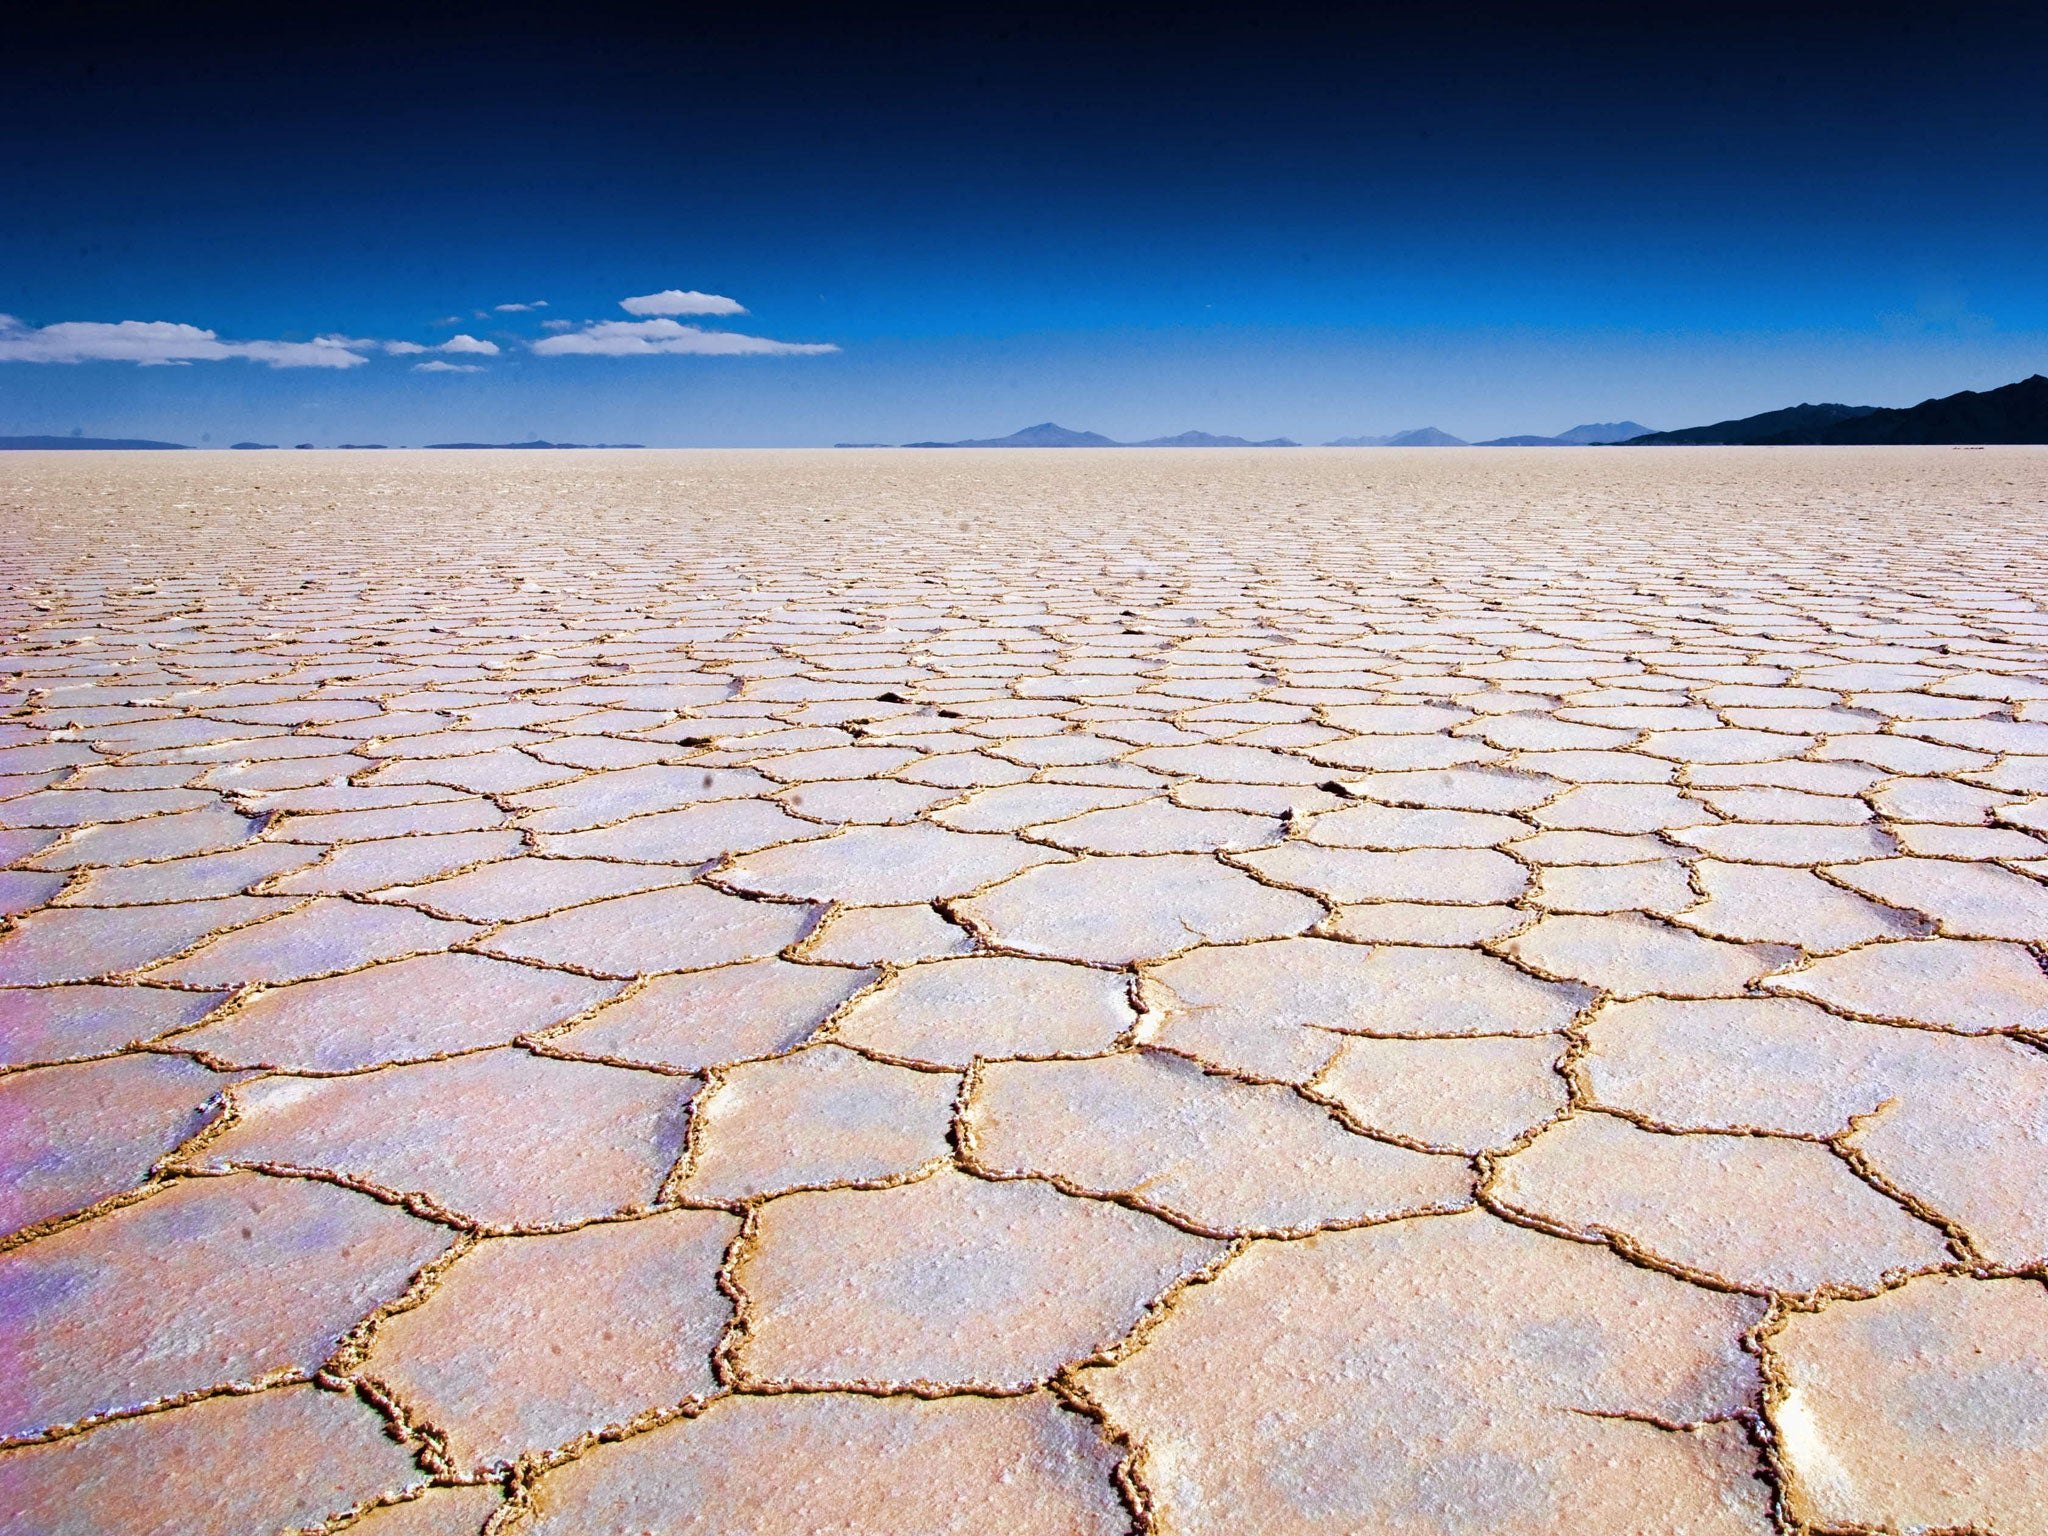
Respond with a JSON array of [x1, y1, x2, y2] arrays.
[[1769, 1275, 2048, 1536], [0, 983, 224, 1067], [360, 1208, 738, 1470], [4, 447, 2047, 1527], [0, 1173, 449, 1438], [170, 951, 622, 1072], [1082, 1210, 1772, 1534], [188, 1049, 696, 1229], [518, 1391, 1130, 1534], [1490, 1111, 1953, 1294], [0, 1384, 429, 1536], [731, 1169, 1224, 1389], [540, 958, 873, 1072], [832, 954, 1133, 1065], [963, 1049, 1471, 1234], [1, 1052, 233, 1236], [679, 1044, 957, 1199]]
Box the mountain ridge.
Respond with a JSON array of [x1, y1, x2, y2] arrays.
[[1790, 374, 2048, 445], [0, 434, 189, 450], [901, 422, 1301, 448], [1325, 427, 1469, 447], [1130, 430, 1300, 447], [904, 422, 1121, 448], [1623, 403, 1878, 446], [1620, 378, 2048, 444], [1477, 421, 1656, 446]]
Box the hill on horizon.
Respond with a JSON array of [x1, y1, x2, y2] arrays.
[[1551, 421, 1655, 444], [1627, 377, 2048, 445], [1794, 374, 2048, 444], [0, 434, 189, 450], [904, 422, 1121, 448], [1624, 403, 1879, 446], [1325, 427, 1469, 447], [902, 422, 1295, 447], [1130, 430, 1299, 447], [1476, 421, 1656, 446]]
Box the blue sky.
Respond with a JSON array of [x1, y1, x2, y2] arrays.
[[4, 2, 2046, 445]]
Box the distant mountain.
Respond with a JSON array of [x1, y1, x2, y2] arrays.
[[424, 440, 646, 449], [1795, 374, 2048, 444], [1623, 403, 1878, 446], [231, 441, 278, 450], [902, 422, 1295, 448], [1630, 377, 2048, 445], [1477, 421, 1657, 447], [335, 443, 390, 450], [0, 434, 188, 450], [1553, 421, 1654, 445], [906, 422, 1121, 448], [1326, 427, 1469, 447], [1130, 430, 1299, 447]]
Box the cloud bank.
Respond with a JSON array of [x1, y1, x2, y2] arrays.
[[0, 292, 833, 372], [530, 318, 837, 356], [388, 334, 500, 358], [493, 300, 548, 313], [0, 315, 370, 368], [619, 289, 747, 317]]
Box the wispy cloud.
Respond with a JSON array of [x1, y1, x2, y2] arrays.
[[387, 334, 500, 357], [531, 318, 837, 357], [1, 293, 826, 372], [0, 315, 370, 368], [620, 289, 747, 317]]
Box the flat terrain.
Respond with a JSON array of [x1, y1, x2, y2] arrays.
[[4, 446, 2048, 1535]]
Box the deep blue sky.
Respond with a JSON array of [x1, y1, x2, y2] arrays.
[[5, 1, 2046, 445]]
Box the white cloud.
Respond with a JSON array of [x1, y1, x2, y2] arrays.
[[0, 297, 821, 372], [493, 300, 548, 312], [387, 334, 499, 357], [619, 289, 747, 317], [530, 319, 837, 357], [0, 314, 371, 369]]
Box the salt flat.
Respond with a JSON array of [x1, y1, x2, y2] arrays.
[[3, 446, 2047, 1534]]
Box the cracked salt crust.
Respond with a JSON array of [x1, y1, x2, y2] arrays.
[[3, 446, 2048, 1531]]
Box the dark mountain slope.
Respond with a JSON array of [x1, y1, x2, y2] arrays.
[[1553, 421, 1654, 444], [905, 422, 1120, 447], [0, 435, 189, 449], [1131, 431, 1298, 447], [1625, 404, 1877, 446], [1796, 374, 2048, 444]]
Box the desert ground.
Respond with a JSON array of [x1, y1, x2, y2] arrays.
[[3, 445, 2047, 1535]]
